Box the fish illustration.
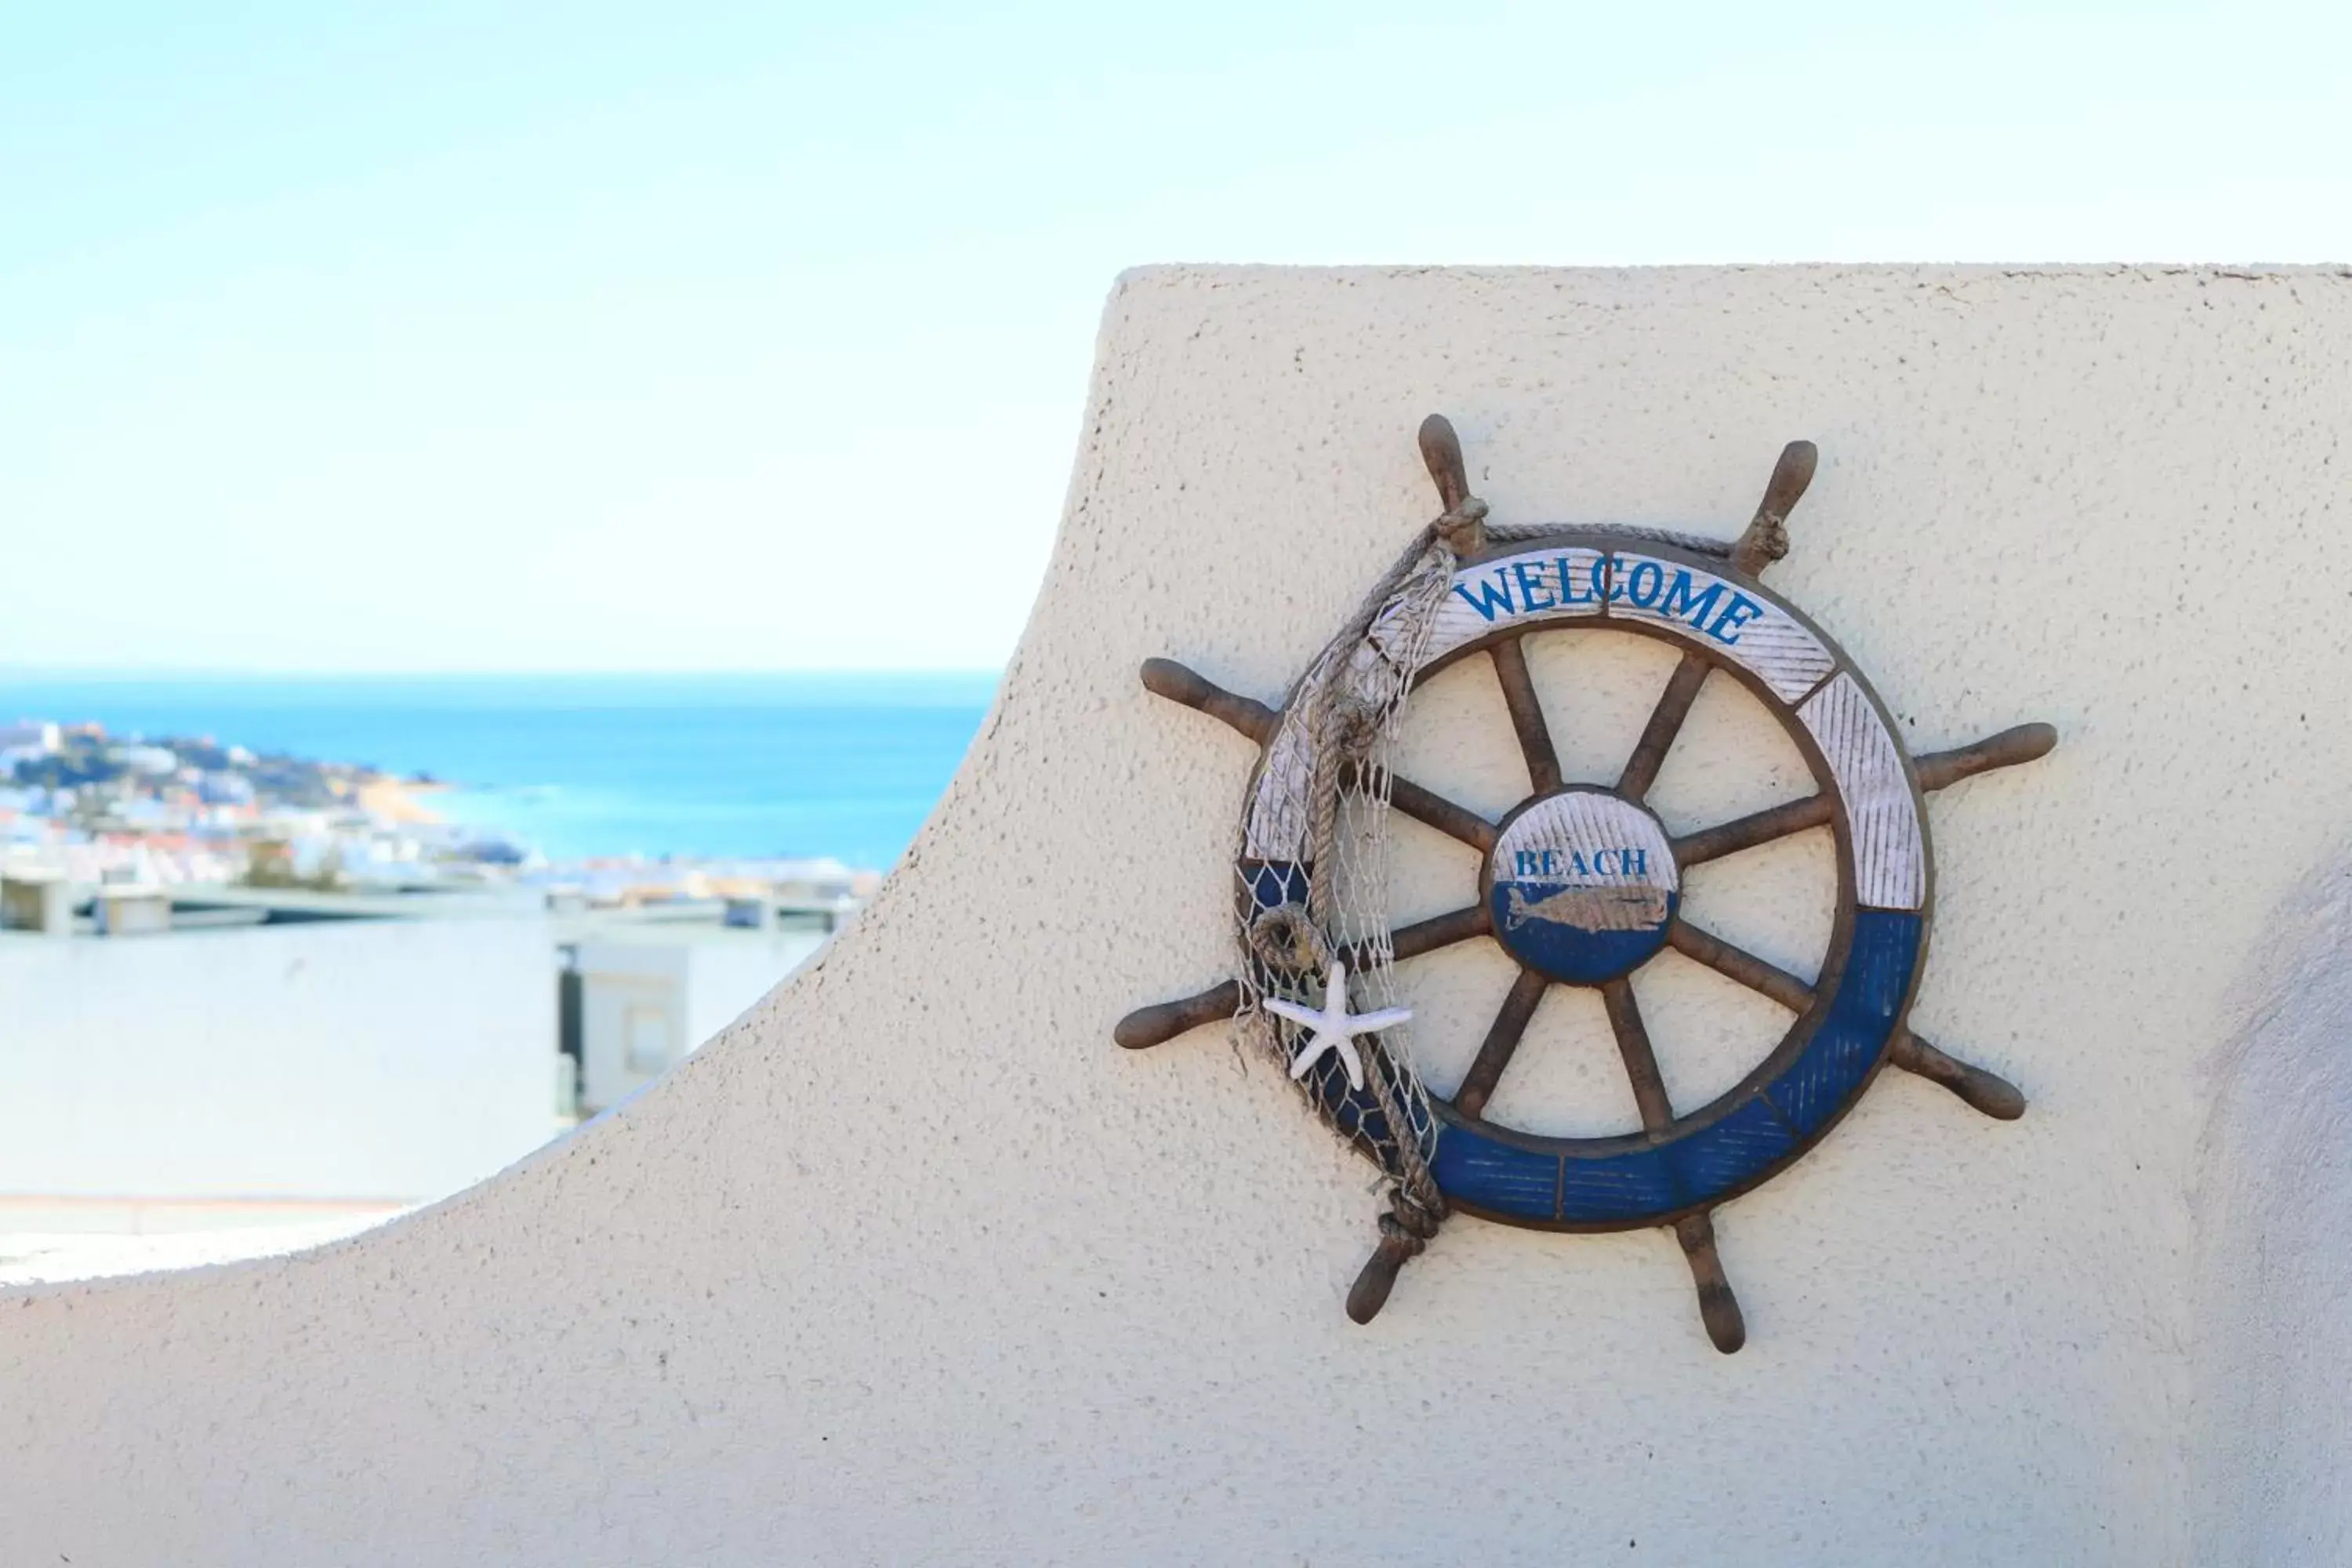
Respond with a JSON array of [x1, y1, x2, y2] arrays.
[[1501, 881, 1671, 934]]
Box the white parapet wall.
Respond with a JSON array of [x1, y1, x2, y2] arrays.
[[5, 265, 2351, 1563]]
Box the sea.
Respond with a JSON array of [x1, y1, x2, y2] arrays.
[[0, 673, 999, 872]]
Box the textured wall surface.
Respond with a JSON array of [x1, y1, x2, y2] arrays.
[[5, 265, 2350, 1565], [2193, 855, 2352, 1563]]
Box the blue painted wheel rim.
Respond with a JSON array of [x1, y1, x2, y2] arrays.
[[1428, 909, 1921, 1229], [1250, 533, 1933, 1233]]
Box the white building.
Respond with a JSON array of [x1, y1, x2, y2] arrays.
[[0, 910, 561, 1229], [0, 719, 58, 752], [0, 719, 59, 768], [564, 921, 828, 1115]]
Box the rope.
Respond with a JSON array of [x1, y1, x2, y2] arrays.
[[1232, 499, 1485, 1261], [1486, 519, 1736, 556], [1236, 498, 1744, 1267]]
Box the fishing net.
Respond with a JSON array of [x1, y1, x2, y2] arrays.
[[1229, 484, 1744, 1262], [1231, 502, 1486, 1259]]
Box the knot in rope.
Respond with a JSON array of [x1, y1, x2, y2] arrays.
[[1433, 496, 1489, 555], [1379, 1189, 1447, 1258], [1245, 902, 1330, 975]]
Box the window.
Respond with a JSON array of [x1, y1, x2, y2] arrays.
[[622, 1004, 671, 1076]]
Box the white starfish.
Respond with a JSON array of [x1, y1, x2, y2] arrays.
[[1262, 956, 1412, 1091]]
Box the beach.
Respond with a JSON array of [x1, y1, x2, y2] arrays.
[[355, 776, 448, 826]]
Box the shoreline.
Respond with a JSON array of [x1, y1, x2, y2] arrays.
[[355, 776, 449, 826]]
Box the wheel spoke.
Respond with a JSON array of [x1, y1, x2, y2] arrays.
[[1672, 724, 2061, 870], [1487, 636, 1563, 795], [1450, 967, 1550, 1120], [1114, 979, 1242, 1051], [1915, 724, 2060, 792], [1673, 1211, 1748, 1354], [1666, 919, 1813, 1012], [1386, 776, 1498, 854], [1672, 793, 1831, 869], [1613, 442, 1814, 809], [1598, 977, 1675, 1131], [1888, 1032, 2027, 1120], [1136, 657, 1495, 853], [1340, 905, 1492, 971], [1600, 978, 1748, 1354], [1119, 913, 1496, 1053], [1617, 653, 1710, 800], [1728, 440, 1818, 576], [1139, 658, 1278, 742], [1667, 917, 2026, 1120]]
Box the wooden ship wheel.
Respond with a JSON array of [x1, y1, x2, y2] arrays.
[[1116, 418, 2059, 1352]]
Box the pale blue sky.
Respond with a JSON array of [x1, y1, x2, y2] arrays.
[[5, 2, 2346, 672]]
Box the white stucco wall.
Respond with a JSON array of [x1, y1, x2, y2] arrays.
[[0, 917, 557, 1200], [2192, 855, 2352, 1563], [680, 934, 828, 1055], [4, 264, 2350, 1563]]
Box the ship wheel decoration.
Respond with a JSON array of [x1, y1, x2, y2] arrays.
[[1117, 415, 2058, 1352]]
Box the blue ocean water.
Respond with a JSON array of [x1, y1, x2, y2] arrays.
[[0, 673, 998, 870]]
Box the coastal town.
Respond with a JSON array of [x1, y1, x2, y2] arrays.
[[0, 713, 880, 911], [3, 713, 471, 891]]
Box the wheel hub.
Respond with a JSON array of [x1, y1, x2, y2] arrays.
[[1484, 787, 1679, 985]]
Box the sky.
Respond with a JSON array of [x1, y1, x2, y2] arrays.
[[4, 1, 2348, 673]]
